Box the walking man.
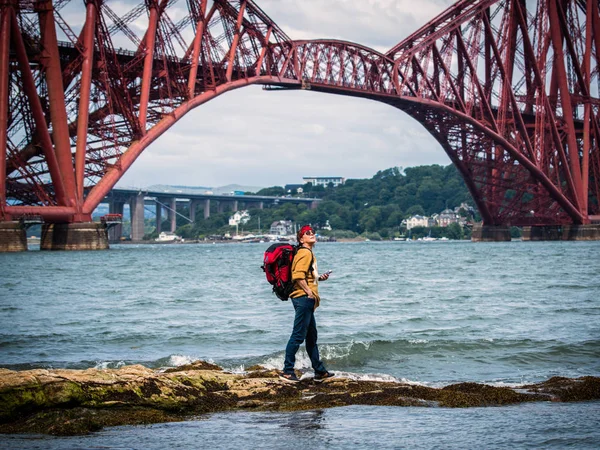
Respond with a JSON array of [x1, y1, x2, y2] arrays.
[[280, 225, 335, 383]]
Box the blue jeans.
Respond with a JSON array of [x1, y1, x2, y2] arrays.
[[283, 296, 327, 375]]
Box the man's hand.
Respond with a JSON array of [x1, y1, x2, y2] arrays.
[[297, 279, 315, 299], [319, 270, 332, 281]]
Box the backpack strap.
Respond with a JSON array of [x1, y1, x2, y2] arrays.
[[295, 246, 314, 274]]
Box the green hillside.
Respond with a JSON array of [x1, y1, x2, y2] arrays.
[[166, 164, 478, 241]]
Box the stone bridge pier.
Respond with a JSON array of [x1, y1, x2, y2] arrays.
[[1, 217, 110, 252], [40, 223, 109, 251], [108, 201, 125, 242], [471, 224, 600, 241], [0, 221, 27, 252], [471, 225, 511, 242], [522, 225, 600, 241]]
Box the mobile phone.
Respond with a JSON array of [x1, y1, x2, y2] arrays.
[[325, 270, 333, 275]]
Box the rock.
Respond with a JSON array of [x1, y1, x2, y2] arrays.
[[0, 362, 598, 435], [163, 361, 222, 373], [523, 376, 600, 402]]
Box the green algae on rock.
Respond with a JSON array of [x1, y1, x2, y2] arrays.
[[1, 363, 598, 436]]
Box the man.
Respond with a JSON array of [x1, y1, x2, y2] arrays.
[[280, 225, 335, 383]]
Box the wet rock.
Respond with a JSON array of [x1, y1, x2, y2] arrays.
[[523, 376, 600, 402], [163, 361, 222, 373], [439, 382, 538, 407], [0, 362, 598, 435]]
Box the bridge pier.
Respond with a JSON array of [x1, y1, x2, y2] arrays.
[[40, 223, 109, 250], [155, 202, 162, 234], [203, 199, 210, 219], [108, 201, 124, 242], [471, 225, 511, 242], [130, 193, 145, 241], [169, 198, 176, 232], [0, 221, 27, 252], [522, 225, 600, 241], [189, 200, 199, 222]]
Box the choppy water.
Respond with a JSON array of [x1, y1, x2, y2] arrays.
[[1, 240, 599, 448]]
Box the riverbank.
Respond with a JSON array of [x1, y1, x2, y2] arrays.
[[1, 361, 598, 436]]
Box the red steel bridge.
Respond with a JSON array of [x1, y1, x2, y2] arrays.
[[0, 0, 599, 239]]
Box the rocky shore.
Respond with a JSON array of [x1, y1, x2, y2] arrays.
[[1, 361, 599, 436]]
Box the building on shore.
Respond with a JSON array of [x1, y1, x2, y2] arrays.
[[229, 210, 250, 226], [438, 209, 459, 227], [269, 220, 293, 236], [405, 215, 429, 230], [302, 176, 345, 188], [404, 203, 474, 229]]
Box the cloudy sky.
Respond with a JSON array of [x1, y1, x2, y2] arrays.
[[114, 0, 456, 189]]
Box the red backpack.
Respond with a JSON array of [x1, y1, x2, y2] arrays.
[[262, 243, 313, 301]]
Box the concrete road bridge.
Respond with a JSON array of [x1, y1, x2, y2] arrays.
[[103, 188, 319, 242]]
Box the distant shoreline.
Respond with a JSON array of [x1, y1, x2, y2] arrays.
[[109, 237, 468, 245], [112, 239, 369, 245]]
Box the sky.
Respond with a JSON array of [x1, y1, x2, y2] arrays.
[[111, 0, 456, 189]]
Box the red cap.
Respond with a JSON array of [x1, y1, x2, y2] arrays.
[[299, 225, 313, 235]]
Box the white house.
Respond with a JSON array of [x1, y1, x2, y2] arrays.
[[406, 215, 429, 230], [229, 210, 250, 226], [302, 176, 345, 188]]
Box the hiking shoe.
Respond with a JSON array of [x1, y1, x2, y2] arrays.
[[279, 372, 301, 383], [314, 371, 335, 383]]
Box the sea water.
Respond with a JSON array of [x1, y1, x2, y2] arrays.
[[1, 240, 599, 448]]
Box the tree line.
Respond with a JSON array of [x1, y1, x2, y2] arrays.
[[147, 164, 479, 241]]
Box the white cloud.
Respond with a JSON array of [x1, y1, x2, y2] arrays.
[[107, 0, 454, 189], [261, 0, 453, 48]]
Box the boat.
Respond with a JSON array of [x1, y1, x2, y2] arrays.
[[155, 232, 182, 242], [422, 230, 437, 241]]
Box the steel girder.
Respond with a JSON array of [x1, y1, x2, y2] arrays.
[[0, 0, 598, 226], [384, 0, 600, 225]]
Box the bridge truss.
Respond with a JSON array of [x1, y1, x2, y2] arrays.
[[0, 0, 598, 226]]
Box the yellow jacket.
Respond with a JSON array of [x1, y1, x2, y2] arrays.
[[290, 247, 320, 308]]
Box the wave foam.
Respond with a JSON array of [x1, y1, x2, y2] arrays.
[[167, 354, 197, 367], [93, 360, 126, 370], [336, 371, 426, 385]]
